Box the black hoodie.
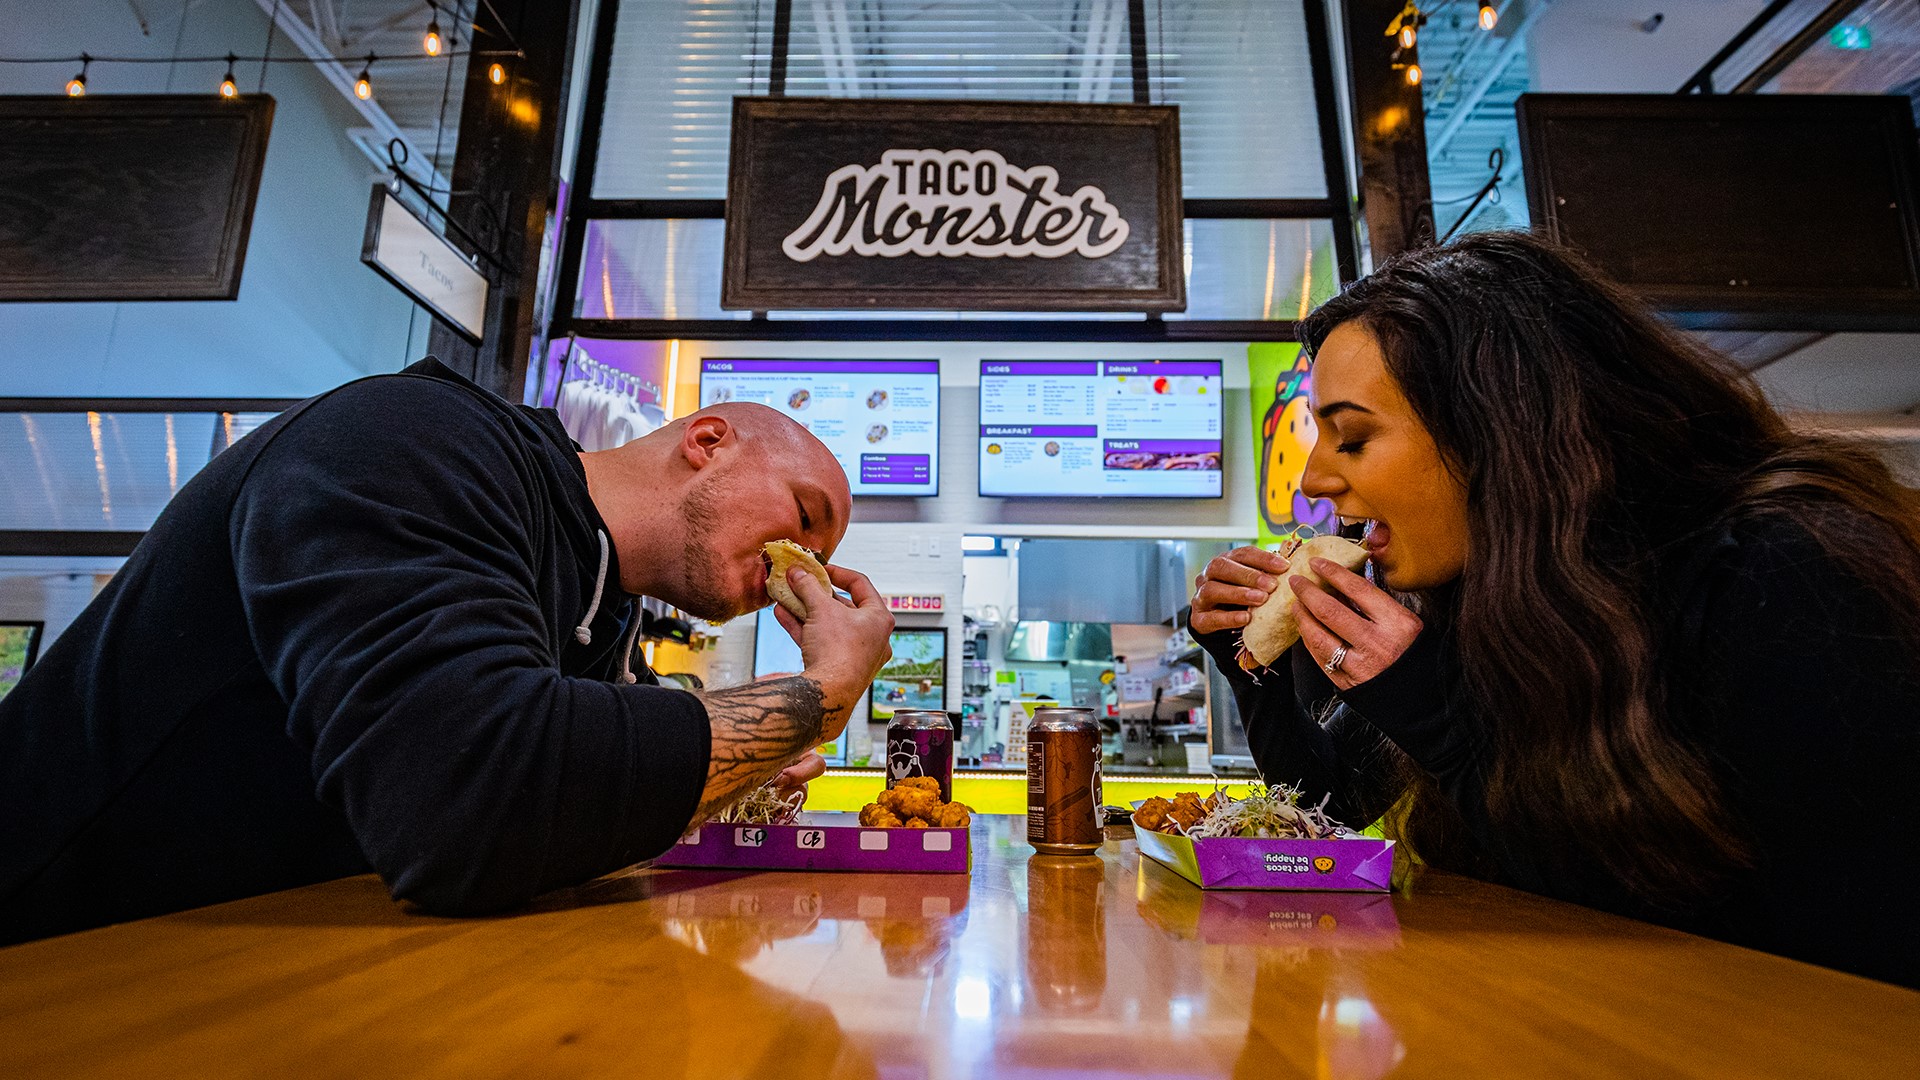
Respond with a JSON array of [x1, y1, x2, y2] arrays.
[[0, 359, 711, 942], [1193, 513, 1920, 987]]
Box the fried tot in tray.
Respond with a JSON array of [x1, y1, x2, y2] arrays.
[[1132, 792, 1219, 834], [858, 781, 972, 829], [1133, 796, 1174, 833], [927, 802, 973, 829]]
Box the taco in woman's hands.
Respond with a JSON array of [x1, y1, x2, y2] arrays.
[[1240, 535, 1370, 671]]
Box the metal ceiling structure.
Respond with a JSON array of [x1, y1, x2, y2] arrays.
[[246, 0, 486, 194]]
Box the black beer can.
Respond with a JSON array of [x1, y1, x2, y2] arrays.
[[1026, 707, 1104, 855], [885, 709, 954, 803]]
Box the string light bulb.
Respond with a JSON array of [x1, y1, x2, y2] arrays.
[[488, 62, 506, 85], [66, 54, 89, 96], [424, 17, 443, 57], [1404, 62, 1423, 86], [1400, 24, 1417, 48], [219, 54, 238, 98], [1479, 3, 1499, 31], [354, 56, 374, 100]]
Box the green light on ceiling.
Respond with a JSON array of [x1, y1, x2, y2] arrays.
[[1828, 24, 1872, 50]]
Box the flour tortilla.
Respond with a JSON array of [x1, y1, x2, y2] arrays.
[[765, 540, 831, 618], [1240, 535, 1370, 671]]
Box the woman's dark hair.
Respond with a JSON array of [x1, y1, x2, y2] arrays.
[[1298, 230, 1920, 905]]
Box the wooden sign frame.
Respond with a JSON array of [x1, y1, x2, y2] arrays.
[[723, 97, 1185, 313], [0, 95, 274, 302]]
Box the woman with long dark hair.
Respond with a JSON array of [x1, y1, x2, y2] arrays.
[[1189, 231, 1919, 986]]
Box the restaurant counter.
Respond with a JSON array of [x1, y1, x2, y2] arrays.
[[807, 768, 1256, 813], [1, 815, 1912, 1079]]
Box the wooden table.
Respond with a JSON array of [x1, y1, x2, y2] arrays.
[[1, 815, 1912, 1079]]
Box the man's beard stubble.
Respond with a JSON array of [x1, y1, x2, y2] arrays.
[[672, 477, 752, 624]]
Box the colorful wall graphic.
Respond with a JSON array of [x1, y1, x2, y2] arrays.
[[1247, 342, 1336, 547]]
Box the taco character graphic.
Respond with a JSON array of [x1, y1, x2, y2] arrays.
[[1258, 353, 1338, 537], [1312, 855, 1335, 874]]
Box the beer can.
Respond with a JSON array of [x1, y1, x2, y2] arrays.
[[885, 710, 954, 803], [1026, 707, 1104, 855]]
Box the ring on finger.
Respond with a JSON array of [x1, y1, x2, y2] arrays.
[[1324, 645, 1349, 676]]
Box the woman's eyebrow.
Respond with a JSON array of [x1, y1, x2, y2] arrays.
[[1316, 401, 1374, 421]]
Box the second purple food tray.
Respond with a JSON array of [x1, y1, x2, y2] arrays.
[[654, 811, 971, 874]]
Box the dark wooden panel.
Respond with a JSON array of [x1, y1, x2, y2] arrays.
[[0, 95, 273, 302], [1519, 93, 1920, 323]]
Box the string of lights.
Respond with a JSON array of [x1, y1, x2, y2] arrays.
[[5, 1, 524, 99], [0, 49, 523, 98], [1386, 1, 1501, 88]]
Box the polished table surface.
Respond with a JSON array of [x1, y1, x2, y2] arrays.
[[2, 815, 1913, 1079]]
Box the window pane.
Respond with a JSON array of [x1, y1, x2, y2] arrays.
[[1169, 219, 1339, 321], [576, 219, 738, 320], [1147, 1, 1328, 198], [592, 1, 774, 198], [0, 411, 279, 531], [592, 0, 1329, 199], [575, 215, 1335, 322]]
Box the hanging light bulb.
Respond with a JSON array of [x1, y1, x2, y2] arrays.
[[1479, 3, 1499, 31], [424, 18, 444, 56], [66, 54, 90, 96], [219, 54, 239, 98], [1399, 24, 1417, 48], [1404, 62, 1423, 86], [354, 56, 374, 100], [488, 62, 506, 85]]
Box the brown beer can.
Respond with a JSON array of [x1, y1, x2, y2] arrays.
[[1026, 707, 1104, 855]]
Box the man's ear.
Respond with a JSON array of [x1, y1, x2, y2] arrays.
[[680, 415, 733, 469]]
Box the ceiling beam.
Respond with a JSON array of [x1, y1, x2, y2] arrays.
[[1428, 0, 1555, 160], [305, 0, 344, 52], [249, 0, 450, 193]]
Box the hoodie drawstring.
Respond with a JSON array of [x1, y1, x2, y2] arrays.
[[574, 530, 609, 645], [617, 611, 642, 685], [575, 528, 641, 684]]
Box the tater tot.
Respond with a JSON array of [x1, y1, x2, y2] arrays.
[[929, 803, 972, 829]]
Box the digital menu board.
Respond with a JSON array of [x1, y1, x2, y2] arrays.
[[978, 359, 1223, 498], [700, 359, 940, 496]]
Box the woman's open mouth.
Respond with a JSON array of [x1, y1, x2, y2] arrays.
[[1340, 516, 1389, 558]]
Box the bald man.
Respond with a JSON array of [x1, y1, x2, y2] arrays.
[[0, 358, 894, 943]]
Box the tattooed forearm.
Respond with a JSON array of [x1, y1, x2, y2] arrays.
[[692, 675, 831, 821]]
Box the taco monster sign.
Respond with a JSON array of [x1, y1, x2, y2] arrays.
[[723, 98, 1184, 312]]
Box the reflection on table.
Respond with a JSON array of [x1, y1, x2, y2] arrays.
[[0, 815, 1914, 1080]]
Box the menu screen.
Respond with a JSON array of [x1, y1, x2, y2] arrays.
[[978, 359, 1224, 498], [700, 359, 940, 496]]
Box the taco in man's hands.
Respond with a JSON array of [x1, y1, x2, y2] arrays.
[[765, 540, 831, 618], [1240, 535, 1370, 671]]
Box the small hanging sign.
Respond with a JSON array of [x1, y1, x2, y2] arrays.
[[360, 185, 489, 343]]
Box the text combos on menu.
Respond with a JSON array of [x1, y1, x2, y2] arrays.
[[702, 359, 940, 495], [979, 360, 1223, 497]]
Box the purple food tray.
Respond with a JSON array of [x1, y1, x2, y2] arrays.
[[655, 811, 970, 874], [1134, 825, 1393, 891]]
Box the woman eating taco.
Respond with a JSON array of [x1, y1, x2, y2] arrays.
[[1189, 231, 1919, 987]]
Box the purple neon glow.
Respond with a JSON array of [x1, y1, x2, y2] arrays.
[[702, 359, 939, 374]]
